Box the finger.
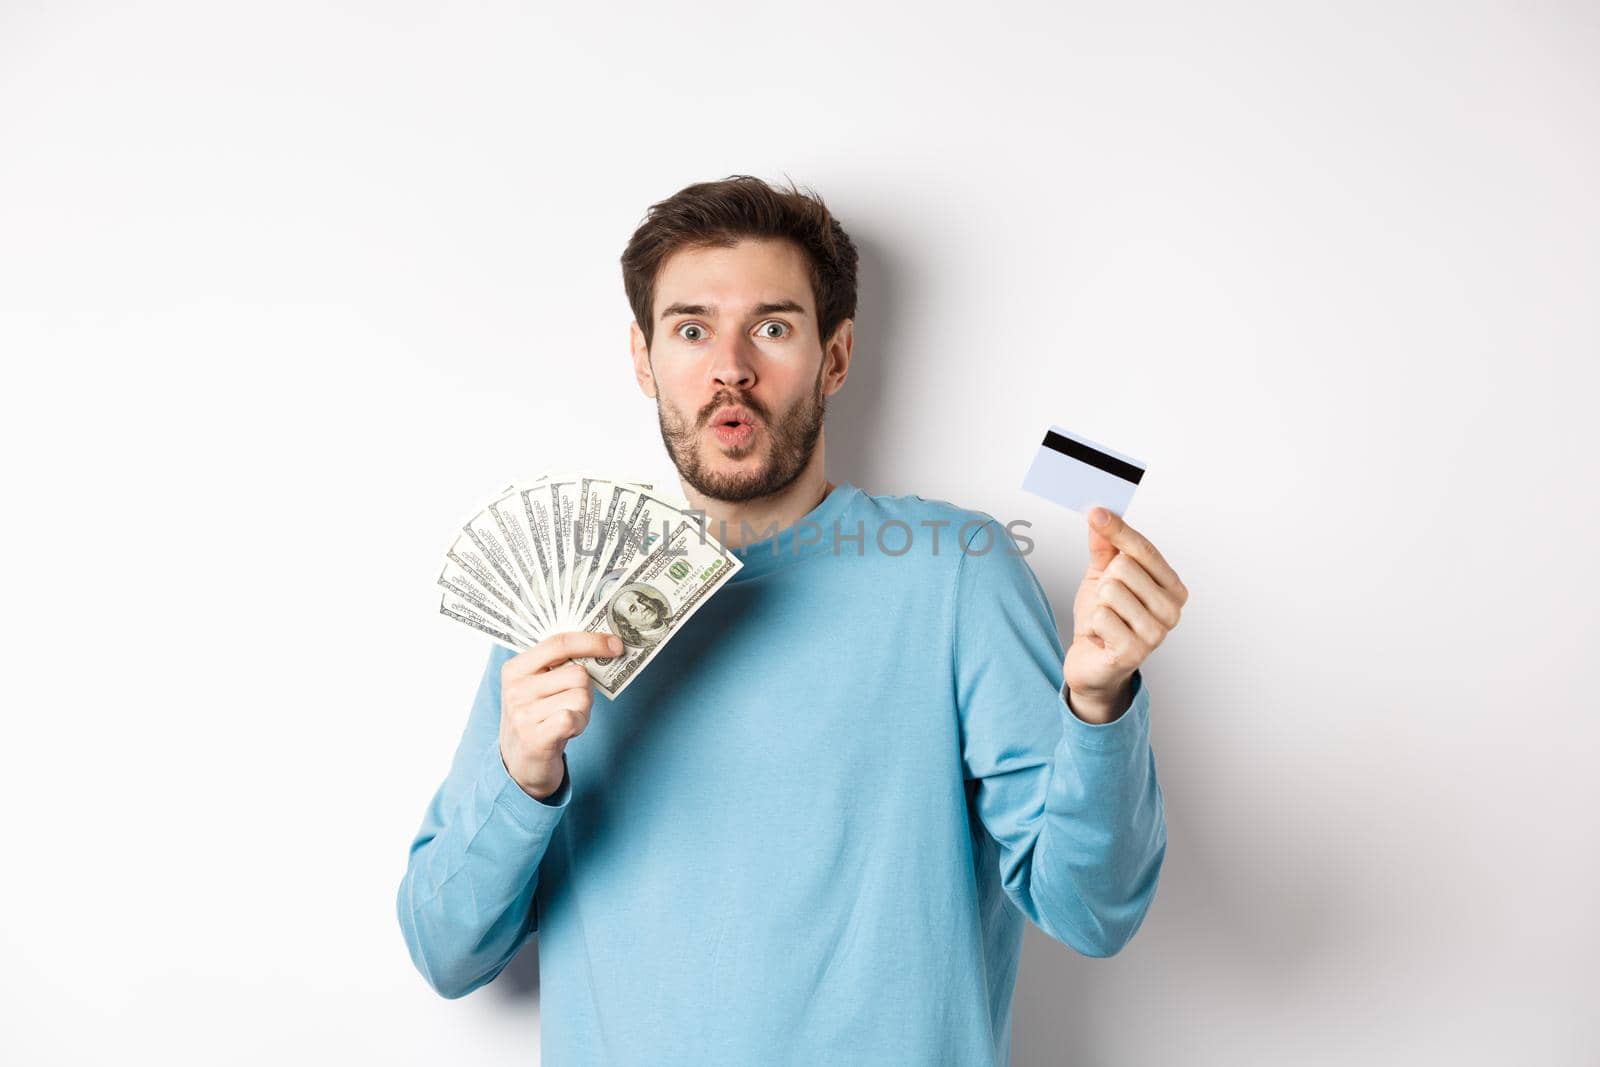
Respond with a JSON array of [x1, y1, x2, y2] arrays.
[[504, 660, 590, 707], [1088, 602, 1142, 666], [512, 709, 585, 762], [527, 660, 593, 702], [1097, 578, 1168, 649], [530, 684, 595, 730], [505, 631, 624, 680], [1090, 509, 1186, 600], [1104, 555, 1182, 629]]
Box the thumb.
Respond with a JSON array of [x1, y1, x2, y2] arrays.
[[1085, 506, 1119, 574]]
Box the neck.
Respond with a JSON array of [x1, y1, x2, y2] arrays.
[[679, 437, 834, 550]]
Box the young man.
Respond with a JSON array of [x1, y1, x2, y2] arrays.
[[397, 175, 1188, 1065]]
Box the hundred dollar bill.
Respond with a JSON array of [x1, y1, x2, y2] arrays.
[[487, 486, 555, 634], [464, 504, 546, 628], [443, 527, 540, 634], [547, 477, 582, 628], [438, 559, 542, 648], [548, 474, 657, 628], [571, 517, 742, 699], [567, 476, 612, 623], [436, 474, 668, 654], [572, 488, 707, 622], [569, 478, 657, 624], [440, 590, 529, 654], [511, 484, 559, 627]]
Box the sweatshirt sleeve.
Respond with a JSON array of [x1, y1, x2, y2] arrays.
[[952, 517, 1166, 957], [396, 644, 573, 998]]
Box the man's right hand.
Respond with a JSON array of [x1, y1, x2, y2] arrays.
[[499, 632, 623, 800]]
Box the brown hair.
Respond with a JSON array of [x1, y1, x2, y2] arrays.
[[620, 174, 859, 352]]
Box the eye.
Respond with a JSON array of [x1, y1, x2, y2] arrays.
[[755, 320, 791, 339], [675, 322, 708, 342]]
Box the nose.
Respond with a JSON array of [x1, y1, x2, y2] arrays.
[[708, 332, 756, 390]]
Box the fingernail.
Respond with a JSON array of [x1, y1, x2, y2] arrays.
[[608, 636, 623, 655], [1093, 508, 1111, 526]]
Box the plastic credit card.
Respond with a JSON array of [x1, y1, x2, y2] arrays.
[[1021, 425, 1145, 517]]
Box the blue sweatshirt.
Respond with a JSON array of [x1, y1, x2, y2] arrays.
[[397, 481, 1166, 1065]]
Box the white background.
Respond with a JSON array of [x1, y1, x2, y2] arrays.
[[2, 2, 1596, 1064]]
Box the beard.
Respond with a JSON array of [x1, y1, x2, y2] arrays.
[[654, 362, 826, 504]]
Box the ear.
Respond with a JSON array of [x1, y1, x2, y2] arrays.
[[630, 321, 657, 398], [820, 318, 854, 398]]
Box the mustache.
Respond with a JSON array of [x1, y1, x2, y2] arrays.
[[697, 392, 768, 426]]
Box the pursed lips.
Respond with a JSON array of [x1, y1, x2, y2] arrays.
[[708, 405, 759, 429]]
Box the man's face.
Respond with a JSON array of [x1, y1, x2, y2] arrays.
[[630, 237, 851, 503], [617, 589, 661, 629]]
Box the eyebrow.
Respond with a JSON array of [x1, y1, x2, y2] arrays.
[[658, 299, 807, 321]]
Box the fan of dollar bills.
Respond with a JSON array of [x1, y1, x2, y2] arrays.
[[437, 473, 743, 699]]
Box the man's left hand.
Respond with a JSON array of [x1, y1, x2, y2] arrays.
[[1063, 506, 1188, 724]]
